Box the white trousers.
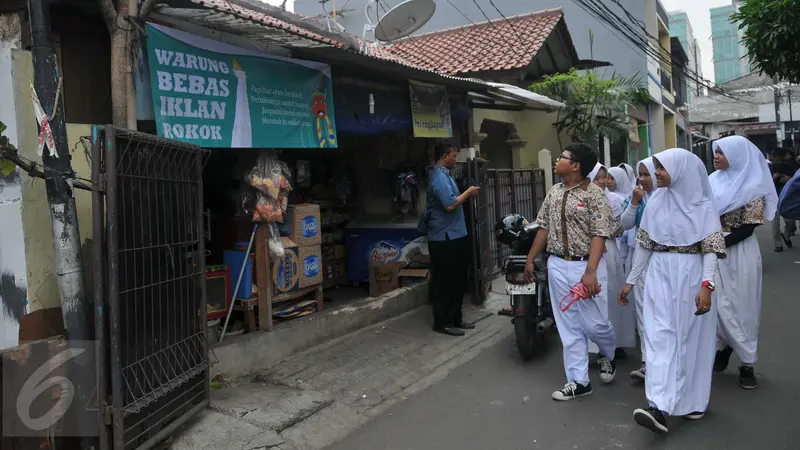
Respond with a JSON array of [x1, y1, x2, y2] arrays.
[[548, 256, 616, 385], [643, 252, 716, 416], [589, 240, 637, 353], [626, 246, 648, 362], [715, 234, 762, 364]]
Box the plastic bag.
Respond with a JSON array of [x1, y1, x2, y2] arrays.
[[245, 150, 292, 200], [267, 223, 284, 259], [252, 195, 283, 222]]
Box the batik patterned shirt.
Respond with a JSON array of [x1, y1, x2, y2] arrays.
[[535, 180, 614, 257], [720, 197, 765, 231]]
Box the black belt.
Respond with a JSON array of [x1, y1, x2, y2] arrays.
[[551, 254, 590, 261]]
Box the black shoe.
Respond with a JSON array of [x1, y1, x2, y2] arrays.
[[783, 233, 793, 248], [713, 346, 733, 373], [433, 326, 465, 336], [598, 357, 616, 384], [740, 366, 759, 390], [775, 247, 784, 252], [453, 321, 475, 330], [633, 407, 668, 434], [552, 381, 593, 401], [615, 348, 628, 359], [684, 411, 705, 420]]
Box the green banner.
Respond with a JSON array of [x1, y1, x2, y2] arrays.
[[146, 23, 337, 148]]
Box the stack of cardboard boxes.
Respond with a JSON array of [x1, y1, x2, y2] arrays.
[[272, 204, 323, 295], [368, 253, 431, 297]]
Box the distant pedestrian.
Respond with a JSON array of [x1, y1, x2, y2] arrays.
[[424, 140, 480, 336], [779, 168, 800, 219], [524, 142, 617, 401], [709, 136, 777, 390], [619, 148, 725, 434], [769, 148, 797, 251]]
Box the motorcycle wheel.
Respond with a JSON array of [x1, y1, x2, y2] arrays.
[[513, 295, 540, 360]]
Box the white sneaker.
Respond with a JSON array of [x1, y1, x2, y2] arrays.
[[599, 357, 616, 384]]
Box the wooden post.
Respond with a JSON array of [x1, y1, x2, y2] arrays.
[[255, 224, 273, 331]]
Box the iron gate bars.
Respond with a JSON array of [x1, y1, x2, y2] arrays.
[[94, 126, 210, 449]]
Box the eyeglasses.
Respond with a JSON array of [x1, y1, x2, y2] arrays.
[[556, 154, 577, 162]]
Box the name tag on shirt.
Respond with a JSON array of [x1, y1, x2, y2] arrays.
[[576, 203, 586, 211]]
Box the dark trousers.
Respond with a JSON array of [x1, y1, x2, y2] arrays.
[[428, 236, 468, 329]]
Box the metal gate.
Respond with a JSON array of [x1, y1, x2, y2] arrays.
[[92, 126, 210, 449], [467, 162, 546, 301]]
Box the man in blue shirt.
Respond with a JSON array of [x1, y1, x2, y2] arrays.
[[425, 140, 480, 336]]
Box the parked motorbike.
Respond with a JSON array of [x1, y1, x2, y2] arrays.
[[495, 214, 554, 360]]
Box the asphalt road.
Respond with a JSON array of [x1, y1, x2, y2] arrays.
[[328, 226, 800, 450]]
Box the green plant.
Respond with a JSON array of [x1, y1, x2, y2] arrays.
[[529, 68, 648, 150], [0, 121, 17, 176], [733, 0, 800, 83]]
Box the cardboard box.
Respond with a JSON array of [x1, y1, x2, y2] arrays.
[[286, 204, 321, 246], [368, 261, 406, 297], [410, 254, 430, 265], [272, 237, 300, 295], [298, 244, 323, 288], [399, 268, 430, 287]]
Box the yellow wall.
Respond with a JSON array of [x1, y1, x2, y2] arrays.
[[471, 108, 566, 169], [664, 113, 677, 149]]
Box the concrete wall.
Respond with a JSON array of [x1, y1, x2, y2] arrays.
[[472, 108, 566, 169]]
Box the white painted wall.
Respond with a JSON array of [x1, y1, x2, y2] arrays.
[[0, 46, 27, 349]]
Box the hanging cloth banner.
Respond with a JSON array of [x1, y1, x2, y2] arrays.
[[145, 23, 337, 148], [408, 80, 453, 138]]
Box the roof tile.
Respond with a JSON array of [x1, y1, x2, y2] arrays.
[[383, 8, 563, 75]]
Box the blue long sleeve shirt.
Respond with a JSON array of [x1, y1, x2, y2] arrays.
[[426, 165, 467, 242], [779, 169, 800, 220]]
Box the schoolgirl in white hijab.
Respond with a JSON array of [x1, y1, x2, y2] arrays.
[[618, 157, 658, 381], [587, 164, 636, 356], [619, 148, 726, 434], [709, 135, 778, 390]]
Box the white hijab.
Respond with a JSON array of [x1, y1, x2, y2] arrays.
[[619, 163, 637, 190], [608, 167, 634, 197], [589, 163, 626, 217], [637, 157, 658, 201], [640, 148, 722, 247], [709, 135, 778, 220]]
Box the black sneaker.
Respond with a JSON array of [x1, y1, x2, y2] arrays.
[[783, 233, 793, 248], [713, 346, 733, 373], [740, 366, 759, 390], [684, 411, 705, 420], [552, 381, 593, 401], [630, 362, 646, 381], [599, 357, 616, 383], [775, 247, 784, 252], [633, 407, 668, 434]]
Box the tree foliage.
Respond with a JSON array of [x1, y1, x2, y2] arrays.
[[733, 0, 800, 84], [528, 68, 648, 150]]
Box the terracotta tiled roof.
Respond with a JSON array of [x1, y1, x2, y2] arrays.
[[384, 8, 564, 75]]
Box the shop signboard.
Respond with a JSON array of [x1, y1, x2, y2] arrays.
[[145, 23, 337, 148], [409, 80, 453, 138]]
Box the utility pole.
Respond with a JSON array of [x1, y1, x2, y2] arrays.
[[28, 0, 93, 439], [774, 79, 783, 148]]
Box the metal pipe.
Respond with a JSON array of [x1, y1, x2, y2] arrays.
[[28, 0, 93, 442], [126, 0, 137, 130], [219, 224, 258, 343], [536, 317, 554, 333], [91, 126, 110, 449]]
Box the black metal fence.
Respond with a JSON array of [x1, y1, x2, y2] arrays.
[[93, 126, 210, 449], [467, 162, 546, 301]]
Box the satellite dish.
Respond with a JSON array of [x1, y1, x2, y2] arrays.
[[374, 0, 436, 42]]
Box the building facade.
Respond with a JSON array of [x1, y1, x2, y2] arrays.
[[295, 0, 674, 159], [710, 1, 750, 84], [668, 10, 703, 104]]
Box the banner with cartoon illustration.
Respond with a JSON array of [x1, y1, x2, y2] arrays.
[[145, 23, 337, 148], [408, 80, 452, 138]]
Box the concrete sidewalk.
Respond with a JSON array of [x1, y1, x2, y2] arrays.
[[170, 289, 511, 450]]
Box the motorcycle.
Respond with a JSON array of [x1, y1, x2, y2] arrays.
[[495, 214, 554, 360]]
